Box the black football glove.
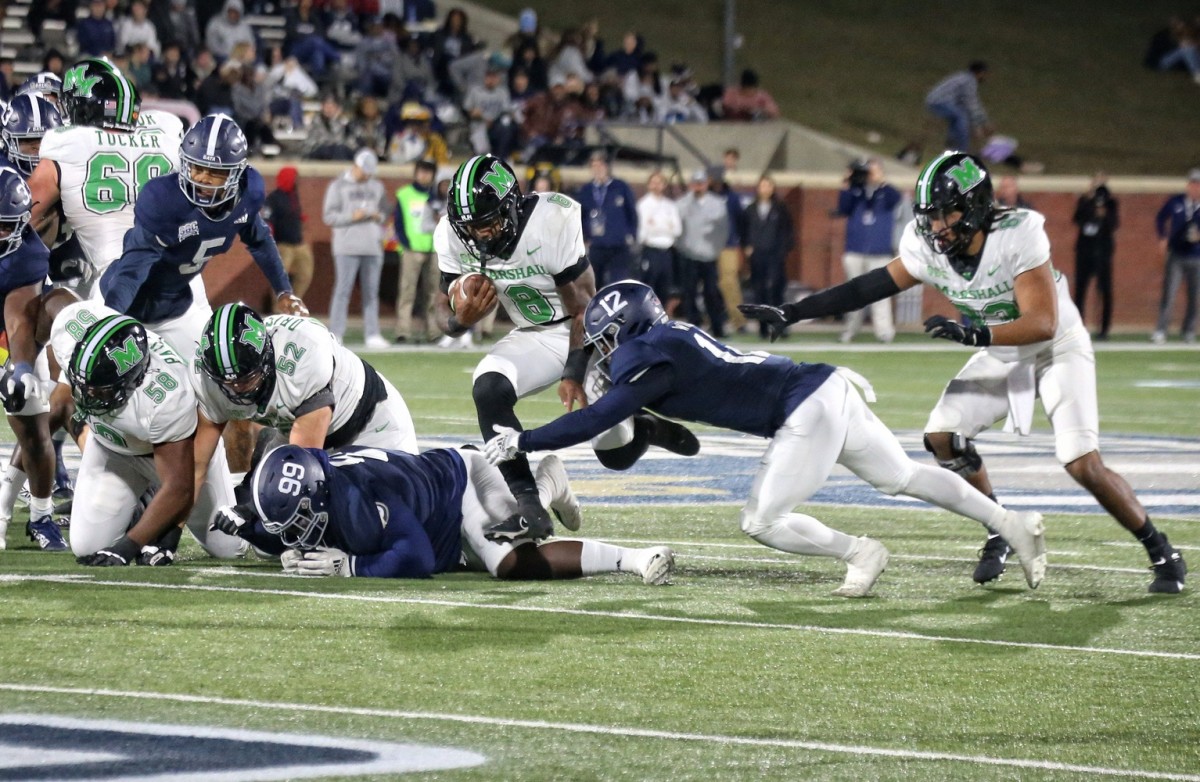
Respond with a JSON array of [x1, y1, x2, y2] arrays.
[[138, 526, 183, 566], [923, 315, 992, 347], [77, 535, 140, 567], [210, 502, 258, 538], [737, 304, 792, 343]]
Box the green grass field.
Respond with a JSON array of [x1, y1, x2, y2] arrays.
[[1, 341, 1198, 780]]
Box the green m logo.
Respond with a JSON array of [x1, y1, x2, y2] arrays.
[[481, 162, 515, 197], [64, 64, 101, 97], [947, 158, 985, 192], [239, 314, 266, 352], [108, 336, 144, 375]]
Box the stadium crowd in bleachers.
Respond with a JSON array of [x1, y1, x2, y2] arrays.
[[1, 0, 781, 164]]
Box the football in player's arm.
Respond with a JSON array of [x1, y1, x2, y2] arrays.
[[486, 280, 1050, 597], [740, 151, 1186, 594], [215, 443, 674, 585]]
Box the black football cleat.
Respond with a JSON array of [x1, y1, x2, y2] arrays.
[[641, 413, 700, 457], [973, 534, 1012, 584], [1149, 545, 1187, 594]]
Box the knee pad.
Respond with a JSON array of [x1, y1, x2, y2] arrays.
[[924, 432, 982, 477], [472, 372, 518, 411]]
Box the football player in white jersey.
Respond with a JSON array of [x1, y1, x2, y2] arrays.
[[50, 301, 245, 565], [27, 58, 183, 301], [436, 155, 697, 541], [741, 152, 1187, 594], [190, 303, 418, 494]]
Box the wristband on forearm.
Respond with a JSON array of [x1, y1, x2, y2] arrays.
[[561, 348, 588, 384], [784, 266, 901, 322]]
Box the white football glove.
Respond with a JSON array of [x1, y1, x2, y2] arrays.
[[280, 548, 304, 574], [484, 425, 523, 465], [1, 362, 45, 413], [295, 546, 353, 577]]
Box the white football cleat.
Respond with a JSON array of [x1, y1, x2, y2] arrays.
[[996, 510, 1047, 589], [638, 546, 675, 585], [832, 537, 889, 598], [535, 454, 582, 531], [364, 334, 391, 350]]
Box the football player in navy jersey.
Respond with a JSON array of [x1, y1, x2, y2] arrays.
[[100, 113, 308, 357], [0, 167, 68, 551], [486, 280, 1050, 597], [213, 444, 675, 584]]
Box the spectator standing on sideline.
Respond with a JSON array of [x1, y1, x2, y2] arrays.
[[995, 174, 1031, 209], [675, 168, 730, 336], [711, 163, 748, 334], [742, 175, 795, 340], [1152, 168, 1200, 344], [323, 149, 390, 348], [394, 160, 438, 344], [925, 61, 992, 152], [263, 165, 313, 310], [1072, 174, 1119, 340], [635, 170, 682, 312], [836, 158, 901, 343], [576, 151, 637, 287]]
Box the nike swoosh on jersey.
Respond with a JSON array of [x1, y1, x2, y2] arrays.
[[988, 264, 1001, 275], [526, 246, 541, 255]]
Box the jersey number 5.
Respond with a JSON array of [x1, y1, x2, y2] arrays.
[[82, 152, 173, 215]]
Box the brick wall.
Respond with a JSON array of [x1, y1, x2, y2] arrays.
[[205, 175, 1179, 331]]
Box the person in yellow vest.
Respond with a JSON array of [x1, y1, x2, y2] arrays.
[[393, 160, 439, 343]]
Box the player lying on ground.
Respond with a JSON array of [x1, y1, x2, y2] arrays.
[[486, 280, 1048, 598], [212, 444, 675, 584], [741, 151, 1186, 594]]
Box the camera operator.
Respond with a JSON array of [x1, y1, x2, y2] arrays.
[[1073, 173, 1119, 340], [834, 157, 902, 343]]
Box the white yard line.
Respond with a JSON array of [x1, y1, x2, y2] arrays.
[[2, 574, 1196, 662], [0, 683, 1196, 781]]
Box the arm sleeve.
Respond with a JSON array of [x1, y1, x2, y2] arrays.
[[101, 223, 170, 313], [350, 508, 437, 578], [520, 364, 674, 452], [783, 265, 902, 322], [242, 214, 293, 294]]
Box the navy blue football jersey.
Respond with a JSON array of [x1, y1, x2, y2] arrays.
[[522, 322, 836, 451], [0, 227, 50, 334], [100, 168, 291, 322], [300, 447, 468, 578]]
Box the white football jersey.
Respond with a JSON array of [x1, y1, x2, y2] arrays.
[[50, 300, 197, 456], [435, 194, 586, 329], [192, 315, 367, 435], [898, 209, 1084, 362], [38, 109, 183, 284]]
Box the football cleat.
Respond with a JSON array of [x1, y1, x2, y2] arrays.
[[642, 413, 701, 457], [1149, 544, 1187, 594], [973, 534, 1013, 584], [535, 455, 582, 532], [27, 514, 68, 551], [637, 546, 675, 585], [992, 511, 1047, 589], [483, 513, 537, 543], [832, 537, 889, 598]]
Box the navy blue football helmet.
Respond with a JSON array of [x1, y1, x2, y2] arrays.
[[61, 58, 140, 131], [583, 280, 668, 360], [2, 94, 64, 176], [0, 167, 33, 259], [252, 445, 331, 549], [178, 113, 248, 212], [913, 151, 996, 262], [16, 71, 64, 104], [448, 154, 522, 261], [199, 303, 276, 406], [66, 314, 150, 416]]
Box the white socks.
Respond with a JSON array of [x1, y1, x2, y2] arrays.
[[750, 513, 857, 559], [579, 540, 646, 576], [0, 465, 25, 519], [28, 495, 53, 520]]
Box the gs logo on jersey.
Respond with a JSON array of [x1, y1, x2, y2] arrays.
[[179, 221, 199, 241]]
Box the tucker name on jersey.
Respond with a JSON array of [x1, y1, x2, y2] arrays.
[[435, 193, 585, 328], [50, 301, 197, 455]]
